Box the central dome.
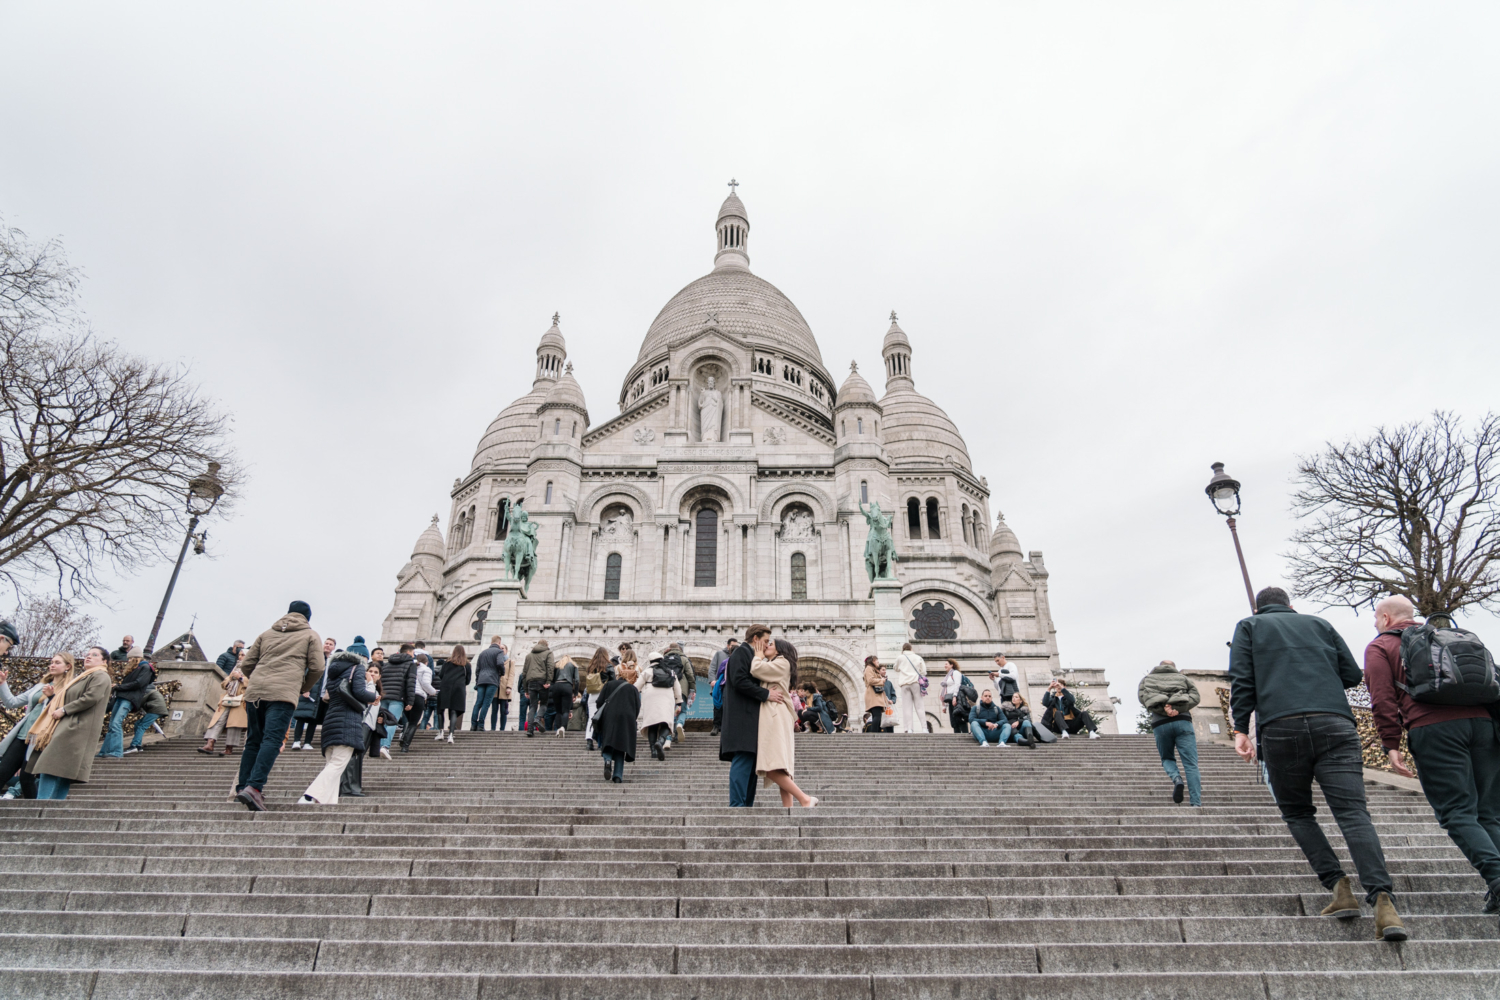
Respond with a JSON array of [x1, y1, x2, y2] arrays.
[[636, 267, 824, 367]]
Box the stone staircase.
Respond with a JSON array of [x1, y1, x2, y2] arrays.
[[0, 731, 1495, 998]]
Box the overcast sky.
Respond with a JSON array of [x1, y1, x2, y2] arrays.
[[3, 3, 1498, 725]]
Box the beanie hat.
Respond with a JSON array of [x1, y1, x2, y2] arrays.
[[353, 635, 365, 644], [0, 619, 17, 646], [288, 600, 312, 621]]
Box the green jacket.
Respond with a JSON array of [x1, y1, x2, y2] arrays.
[[1137, 663, 1201, 727], [1228, 604, 1361, 734], [520, 644, 555, 687]]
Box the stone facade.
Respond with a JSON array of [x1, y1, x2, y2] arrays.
[[381, 190, 1115, 732]]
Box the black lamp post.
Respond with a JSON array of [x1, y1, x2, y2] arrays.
[[1205, 462, 1256, 614], [143, 462, 225, 657]]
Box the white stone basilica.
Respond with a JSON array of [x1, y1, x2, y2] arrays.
[[381, 189, 1115, 731]]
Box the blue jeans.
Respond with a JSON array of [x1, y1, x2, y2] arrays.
[[1153, 718, 1202, 805], [380, 700, 405, 748], [99, 700, 133, 757], [236, 700, 296, 794], [969, 720, 1001, 744], [729, 751, 758, 807], [517, 691, 529, 731], [35, 774, 72, 800], [1000, 720, 1033, 744], [602, 749, 624, 780], [130, 713, 160, 749], [420, 702, 440, 729], [472, 684, 498, 730], [1261, 713, 1393, 902]]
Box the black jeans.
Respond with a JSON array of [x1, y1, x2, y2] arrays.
[[1408, 717, 1500, 890], [236, 700, 296, 794], [1260, 713, 1393, 902], [400, 696, 426, 750], [0, 738, 37, 799], [865, 706, 886, 733]]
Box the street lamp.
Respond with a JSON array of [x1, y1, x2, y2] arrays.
[[143, 462, 225, 657], [1205, 462, 1256, 614]]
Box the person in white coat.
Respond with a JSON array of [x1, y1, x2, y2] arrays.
[[635, 651, 682, 761], [890, 642, 927, 734]]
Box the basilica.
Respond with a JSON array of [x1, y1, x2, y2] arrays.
[[381, 189, 1115, 731]]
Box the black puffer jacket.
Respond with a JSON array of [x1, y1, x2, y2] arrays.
[[1001, 700, 1033, 728], [113, 661, 157, 711], [380, 653, 418, 705], [320, 652, 378, 753]]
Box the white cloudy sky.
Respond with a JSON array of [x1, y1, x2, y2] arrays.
[[3, 3, 1498, 724]]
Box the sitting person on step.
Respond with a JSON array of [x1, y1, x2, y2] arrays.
[[1001, 693, 1038, 748], [1041, 678, 1100, 739], [968, 689, 1005, 746]]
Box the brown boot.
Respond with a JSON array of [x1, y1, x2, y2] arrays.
[[1373, 892, 1407, 941], [1320, 876, 1361, 919]]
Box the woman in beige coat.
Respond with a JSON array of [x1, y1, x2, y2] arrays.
[[200, 668, 249, 755], [27, 646, 113, 800], [634, 652, 681, 761], [863, 656, 891, 733], [751, 636, 817, 808]]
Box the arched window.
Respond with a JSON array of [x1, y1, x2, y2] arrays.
[[841, 420, 846, 438], [961, 504, 971, 544], [496, 499, 509, 540], [571, 421, 577, 437], [860, 480, 869, 505], [694, 507, 718, 587], [907, 498, 922, 537], [603, 553, 622, 601], [790, 552, 807, 600], [554, 418, 561, 436], [545, 481, 554, 505], [466, 505, 476, 546], [926, 498, 941, 539], [857, 417, 864, 435]]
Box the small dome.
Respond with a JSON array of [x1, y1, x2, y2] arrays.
[[882, 312, 910, 353], [990, 512, 1023, 560], [413, 515, 445, 560], [470, 383, 551, 472], [880, 383, 972, 470], [538, 313, 566, 355], [539, 364, 590, 422], [835, 361, 877, 408], [718, 192, 748, 223]]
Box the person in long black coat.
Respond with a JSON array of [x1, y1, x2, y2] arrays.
[[434, 646, 471, 740], [299, 651, 376, 805], [719, 624, 775, 807], [595, 669, 642, 783]]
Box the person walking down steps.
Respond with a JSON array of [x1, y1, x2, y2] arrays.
[[1139, 659, 1203, 806], [1231, 585, 1407, 941]]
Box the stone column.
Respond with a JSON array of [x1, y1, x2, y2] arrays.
[[870, 578, 906, 675], [485, 580, 525, 730]]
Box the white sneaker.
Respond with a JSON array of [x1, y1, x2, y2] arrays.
[[1059, 731, 1070, 739], [378, 747, 391, 760], [995, 740, 1007, 747], [1, 791, 14, 800], [291, 741, 301, 750], [435, 731, 445, 741], [446, 732, 455, 744], [1088, 730, 1101, 739], [296, 795, 316, 806]]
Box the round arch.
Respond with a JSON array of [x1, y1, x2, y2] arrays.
[[668, 477, 744, 518], [758, 481, 837, 524], [576, 482, 656, 524]]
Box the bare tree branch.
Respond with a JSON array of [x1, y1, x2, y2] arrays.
[[6, 591, 100, 659], [1288, 411, 1500, 618], [0, 220, 241, 599]]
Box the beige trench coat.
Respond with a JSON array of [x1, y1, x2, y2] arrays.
[[634, 669, 681, 731], [864, 665, 890, 709], [752, 654, 795, 780], [29, 669, 112, 784], [206, 675, 250, 731]]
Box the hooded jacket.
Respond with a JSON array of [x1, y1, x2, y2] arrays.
[[112, 660, 157, 711], [241, 613, 326, 705], [1138, 662, 1201, 728], [521, 643, 555, 687], [319, 651, 378, 752]]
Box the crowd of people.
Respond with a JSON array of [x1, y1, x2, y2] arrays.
[[2, 583, 1497, 944]]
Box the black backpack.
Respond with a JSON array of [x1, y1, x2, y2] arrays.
[[650, 664, 676, 688], [1385, 622, 1500, 706], [661, 651, 687, 679]]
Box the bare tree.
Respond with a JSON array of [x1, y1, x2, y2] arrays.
[[6, 592, 100, 658], [0, 220, 240, 598], [1289, 411, 1500, 619]]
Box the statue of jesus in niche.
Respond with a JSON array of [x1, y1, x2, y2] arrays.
[[698, 376, 723, 443]]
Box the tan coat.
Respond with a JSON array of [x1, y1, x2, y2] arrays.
[[498, 654, 517, 700], [751, 654, 796, 780], [29, 669, 111, 784], [206, 674, 249, 731], [864, 665, 890, 709], [634, 669, 681, 731], [242, 613, 325, 705]]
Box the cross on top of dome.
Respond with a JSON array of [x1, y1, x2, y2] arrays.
[[728, 178, 739, 194]]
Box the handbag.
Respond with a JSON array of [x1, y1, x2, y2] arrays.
[[222, 695, 244, 708], [590, 682, 628, 724], [333, 667, 368, 713]]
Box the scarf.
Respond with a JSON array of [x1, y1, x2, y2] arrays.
[[27, 665, 107, 754]]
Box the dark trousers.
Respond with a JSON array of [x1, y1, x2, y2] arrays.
[[712, 704, 723, 730], [517, 691, 529, 730], [865, 706, 886, 733], [420, 702, 440, 728], [236, 700, 296, 794], [492, 696, 508, 731], [551, 687, 575, 732], [603, 749, 625, 780], [525, 683, 547, 729], [1261, 713, 1393, 902], [471, 684, 497, 730], [729, 750, 757, 807], [400, 696, 426, 750], [0, 738, 37, 799], [340, 748, 364, 797], [1408, 717, 1500, 890], [798, 708, 833, 734]]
